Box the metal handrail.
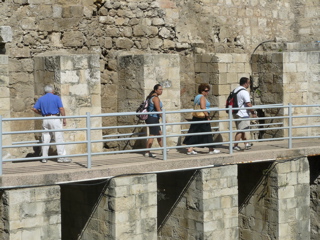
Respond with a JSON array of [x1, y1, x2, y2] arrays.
[[0, 103, 320, 175]]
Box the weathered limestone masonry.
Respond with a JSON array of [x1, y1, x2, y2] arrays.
[[75, 174, 157, 240], [0, 26, 12, 159], [309, 156, 320, 240], [33, 54, 102, 154], [0, 158, 315, 240], [252, 43, 320, 138], [158, 166, 238, 240], [0, 186, 61, 240], [117, 54, 180, 149], [194, 53, 251, 141], [1, 0, 320, 148], [239, 158, 310, 240]]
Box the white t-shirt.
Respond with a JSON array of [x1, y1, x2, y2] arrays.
[[233, 86, 251, 117]]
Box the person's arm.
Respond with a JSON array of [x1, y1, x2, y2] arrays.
[[59, 107, 66, 126], [32, 108, 42, 115], [246, 102, 257, 117], [153, 97, 162, 117], [200, 96, 210, 120]]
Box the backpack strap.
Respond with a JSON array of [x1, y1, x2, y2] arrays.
[[234, 88, 245, 94], [234, 88, 246, 108]]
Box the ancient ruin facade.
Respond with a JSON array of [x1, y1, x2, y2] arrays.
[[0, 0, 319, 152]]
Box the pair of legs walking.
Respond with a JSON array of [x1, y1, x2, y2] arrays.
[[41, 118, 71, 163]]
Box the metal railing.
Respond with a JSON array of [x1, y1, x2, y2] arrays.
[[0, 103, 320, 175]]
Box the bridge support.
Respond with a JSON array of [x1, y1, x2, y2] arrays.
[[62, 174, 157, 240], [0, 158, 312, 240], [158, 165, 239, 239], [0, 186, 61, 240], [239, 158, 310, 240]]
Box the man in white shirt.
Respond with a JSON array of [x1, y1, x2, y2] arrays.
[[233, 77, 257, 151]]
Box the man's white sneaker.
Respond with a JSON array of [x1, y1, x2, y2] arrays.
[[209, 149, 220, 154], [245, 143, 253, 150], [41, 159, 47, 163], [144, 153, 156, 158], [57, 158, 72, 163], [233, 146, 242, 151], [187, 150, 197, 155]]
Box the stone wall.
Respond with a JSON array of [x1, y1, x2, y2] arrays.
[[65, 174, 158, 240], [194, 53, 251, 141], [117, 53, 181, 149], [158, 165, 238, 240], [0, 55, 12, 158], [0, 0, 319, 127], [309, 156, 320, 240], [33, 54, 102, 155], [252, 48, 320, 138], [239, 158, 310, 240], [0, 186, 61, 240]]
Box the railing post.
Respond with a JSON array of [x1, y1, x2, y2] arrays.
[[0, 115, 2, 175], [228, 106, 233, 154], [86, 112, 92, 169], [288, 103, 292, 149], [162, 110, 167, 160]]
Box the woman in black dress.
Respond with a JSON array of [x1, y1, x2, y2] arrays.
[[183, 83, 220, 155]]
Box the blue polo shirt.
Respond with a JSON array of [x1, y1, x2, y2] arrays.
[[33, 93, 63, 116]]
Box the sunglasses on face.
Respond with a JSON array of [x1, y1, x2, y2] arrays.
[[204, 90, 209, 92]]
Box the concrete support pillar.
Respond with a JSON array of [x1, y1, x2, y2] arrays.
[[33, 54, 102, 155], [117, 54, 181, 149], [158, 165, 238, 239], [201, 165, 238, 239], [0, 55, 12, 159], [274, 158, 310, 240], [79, 174, 157, 240], [0, 186, 61, 240], [239, 158, 310, 240]]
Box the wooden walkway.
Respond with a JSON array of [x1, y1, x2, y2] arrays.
[[1, 139, 320, 188]]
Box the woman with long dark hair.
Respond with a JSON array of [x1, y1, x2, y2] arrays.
[[183, 83, 220, 155], [145, 84, 164, 157]]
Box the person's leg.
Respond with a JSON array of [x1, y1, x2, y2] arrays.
[[146, 137, 154, 151], [41, 119, 51, 160], [53, 119, 66, 157], [234, 132, 242, 147], [156, 130, 163, 147], [241, 133, 247, 147]]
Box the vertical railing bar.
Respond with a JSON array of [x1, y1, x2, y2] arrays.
[[228, 106, 233, 154], [288, 103, 292, 149], [162, 110, 167, 160], [0, 115, 2, 175], [86, 112, 92, 169]]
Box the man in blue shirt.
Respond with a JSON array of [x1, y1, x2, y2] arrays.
[[32, 85, 71, 163]]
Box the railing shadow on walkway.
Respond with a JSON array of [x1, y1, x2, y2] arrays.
[[1, 103, 320, 175]]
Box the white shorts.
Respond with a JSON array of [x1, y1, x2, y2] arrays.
[[234, 115, 250, 130]]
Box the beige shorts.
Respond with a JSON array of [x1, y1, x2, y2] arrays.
[[233, 115, 250, 130]]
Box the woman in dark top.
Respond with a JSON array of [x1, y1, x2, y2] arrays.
[[145, 84, 164, 157], [183, 83, 220, 155]]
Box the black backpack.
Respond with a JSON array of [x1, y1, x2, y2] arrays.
[[225, 88, 245, 114]]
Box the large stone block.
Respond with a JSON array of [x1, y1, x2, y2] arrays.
[[0, 26, 12, 43]]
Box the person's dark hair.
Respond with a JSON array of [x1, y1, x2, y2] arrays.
[[239, 77, 249, 86], [198, 83, 210, 94], [147, 84, 162, 99]]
